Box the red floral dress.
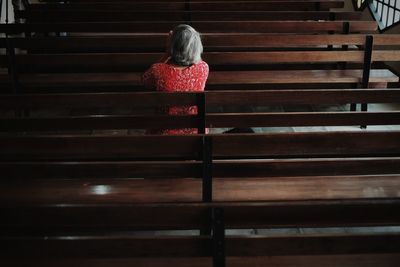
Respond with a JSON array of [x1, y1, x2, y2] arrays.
[[142, 61, 209, 134]]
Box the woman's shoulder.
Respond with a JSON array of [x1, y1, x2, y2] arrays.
[[192, 60, 209, 73], [196, 60, 209, 68], [150, 62, 168, 70], [146, 63, 172, 77]]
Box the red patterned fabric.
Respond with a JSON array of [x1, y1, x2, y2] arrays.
[[142, 61, 209, 134]]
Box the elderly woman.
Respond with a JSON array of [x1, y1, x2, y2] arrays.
[[142, 24, 209, 134]]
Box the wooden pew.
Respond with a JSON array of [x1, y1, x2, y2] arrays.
[[15, 10, 363, 22], [0, 200, 400, 267], [1, 33, 389, 53], [0, 130, 399, 266], [39, 0, 345, 2], [0, 132, 400, 201], [1, 89, 400, 132], [3, 34, 399, 92], [13, 0, 353, 23], [5, 49, 399, 71], [24, 0, 345, 12], [0, 21, 377, 35]]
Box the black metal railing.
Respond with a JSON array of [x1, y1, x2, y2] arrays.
[[354, 0, 400, 31]]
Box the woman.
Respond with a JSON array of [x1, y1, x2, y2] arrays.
[[142, 24, 209, 134]]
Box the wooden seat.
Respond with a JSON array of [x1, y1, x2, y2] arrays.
[[2, 33, 399, 52], [1, 200, 399, 266], [16, 11, 362, 22], [0, 132, 400, 202], [1, 69, 393, 92], [1, 1, 400, 265], [1, 88, 400, 132], [1, 130, 400, 265], [2, 34, 399, 92], [24, 0, 345, 12], [0, 21, 377, 35]]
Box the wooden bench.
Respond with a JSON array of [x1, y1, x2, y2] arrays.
[[2, 34, 398, 93], [1, 201, 400, 267], [0, 20, 377, 35], [15, 10, 362, 22], [1, 89, 400, 132], [2, 33, 390, 52], [22, 0, 345, 12], [0, 128, 400, 266]]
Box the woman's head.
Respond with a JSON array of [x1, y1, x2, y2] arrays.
[[169, 24, 203, 66]]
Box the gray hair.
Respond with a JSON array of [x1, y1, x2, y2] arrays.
[[169, 24, 203, 66]]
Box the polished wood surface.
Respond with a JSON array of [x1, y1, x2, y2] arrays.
[[2, 112, 400, 131], [2, 234, 400, 257], [5, 51, 400, 72], [206, 89, 400, 105], [27, 1, 344, 12], [1, 200, 399, 229], [2, 158, 400, 179], [0, 92, 200, 108], [1, 175, 399, 204], [38, 0, 346, 3], [1, 0, 399, 264], [0, 89, 398, 109], [18, 11, 362, 22], [6, 34, 400, 53], [4, 34, 400, 52], [207, 112, 400, 127], [11, 70, 397, 89], [1, 255, 399, 267], [213, 131, 400, 157], [0, 135, 203, 160], [0, 21, 377, 34]]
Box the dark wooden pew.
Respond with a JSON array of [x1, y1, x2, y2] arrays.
[[0, 132, 400, 201], [3, 33, 391, 53], [15, 10, 362, 22], [2, 34, 399, 92], [1, 89, 400, 132], [24, 0, 344, 12], [0, 200, 399, 267], [39, 0, 344, 2], [0, 21, 377, 35], [1, 69, 396, 92], [1, 129, 399, 262], [1, 94, 400, 266], [4, 49, 399, 71]]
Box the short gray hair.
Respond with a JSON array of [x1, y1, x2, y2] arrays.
[[170, 24, 203, 66]]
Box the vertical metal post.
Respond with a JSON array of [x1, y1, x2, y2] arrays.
[[386, 1, 390, 28], [197, 93, 206, 134], [359, 35, 374, 129], [212, 207, 225, 267], [6, 0, 9, 24], [202, 135, 212, 203], [5, 37, 18, 93], [329, 12, 335, 21], [200, 135, 212, 235], [315, 2, 321, 11], [342, 22, 350, 50], [199, 92, 212, 236], [197, 92, 212, 203], [339, 22, 350, 69], [361, 35, 373, 112]]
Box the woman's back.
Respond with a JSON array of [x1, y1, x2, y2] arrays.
[[142, 24, 209, 134]]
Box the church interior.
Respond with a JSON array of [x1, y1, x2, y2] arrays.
[[0, 0, 400, 266]]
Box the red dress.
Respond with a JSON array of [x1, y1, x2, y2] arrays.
[[142, 60, 209, 134]]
